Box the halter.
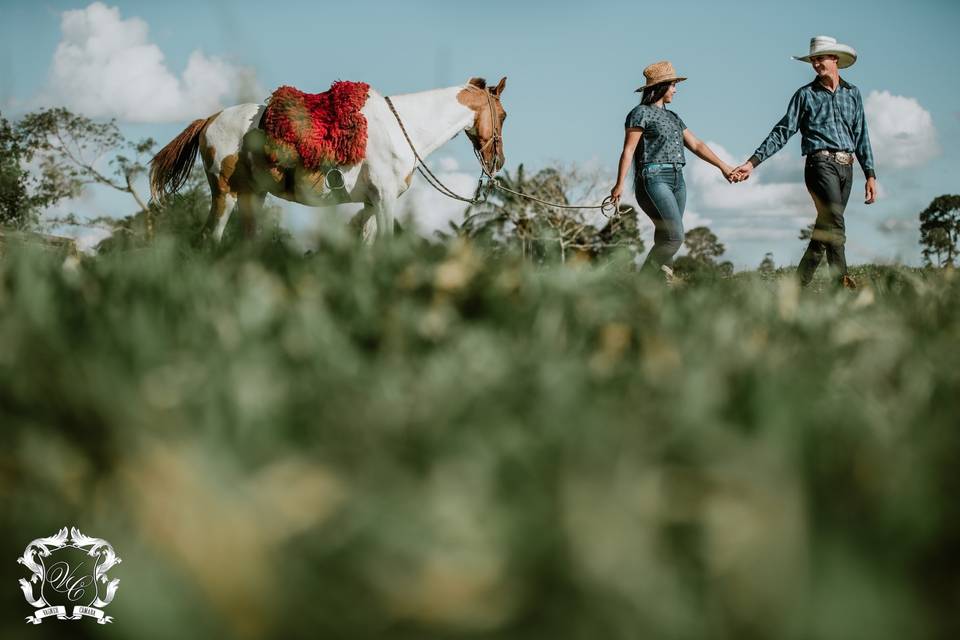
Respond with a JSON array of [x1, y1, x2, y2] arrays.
[[464, 84, 503, 178], [384, 93, 490, 205]]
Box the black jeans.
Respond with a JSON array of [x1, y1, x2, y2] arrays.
[[798, 155, 853, 285]]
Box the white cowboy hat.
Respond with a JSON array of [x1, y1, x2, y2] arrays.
[[793, 35, 857, 69]]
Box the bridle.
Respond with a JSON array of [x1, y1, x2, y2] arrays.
[[463, 84, 504, 178], [384, 91, 492, 205], [383, 83, 504, 205]]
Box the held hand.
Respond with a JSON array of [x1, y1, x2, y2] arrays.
[[721, 164, 735, 183], [730, 162, 754, 183], [864, 177, 877, 204]]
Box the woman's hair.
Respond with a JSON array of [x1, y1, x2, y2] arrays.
[[641, 82, 672, 106]]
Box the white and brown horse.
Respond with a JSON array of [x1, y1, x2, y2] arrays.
[[149, 77, 506, 242]]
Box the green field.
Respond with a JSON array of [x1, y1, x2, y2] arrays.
[[2, 229, 958, 640]]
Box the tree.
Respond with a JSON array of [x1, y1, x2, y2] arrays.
[[919, 195, 960, 267], [684, 226, 726, 263], [673, 226, 733, 278], [591, 204, 641, 261], [0, 112, 79, 229], [758, 252, 776, 273], [0, 114, 34, 228], [15, 108, 156, 236], [451, 163, 642, 263], [799, 223, 814, 242]]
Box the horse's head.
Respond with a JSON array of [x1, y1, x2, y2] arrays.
[[458, 77, 507, 175]]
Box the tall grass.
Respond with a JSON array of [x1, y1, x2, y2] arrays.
[[1, 228, 958, 640]]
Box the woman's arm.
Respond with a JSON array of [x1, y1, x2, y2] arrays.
[[683, 129, 734, 180], [610, 128, 643, 201]]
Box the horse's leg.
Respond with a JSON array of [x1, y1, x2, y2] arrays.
[[212, 193, 238, 242], [209, 193, 238, 243], [374, 196, 396, 243], [237, 192, 266, 239], [349, 204, 377, 245], [199, 186, 238, 244], [198, 143, 240, 244]]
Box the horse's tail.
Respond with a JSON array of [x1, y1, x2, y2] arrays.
[[149, 114, 215, 202]]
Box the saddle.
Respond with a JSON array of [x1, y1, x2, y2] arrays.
[[262, 81, 371, 171]]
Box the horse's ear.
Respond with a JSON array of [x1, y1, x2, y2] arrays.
[[493, 77, 507, 97], [468, 77, 487, 89]]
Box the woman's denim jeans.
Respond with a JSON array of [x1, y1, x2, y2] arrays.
[[635, 164, 686, 272]]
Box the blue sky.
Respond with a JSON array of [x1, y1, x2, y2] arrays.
[[2, 0, 958, 266]]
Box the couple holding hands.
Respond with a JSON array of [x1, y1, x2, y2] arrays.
[[611, 36, 877, 288]]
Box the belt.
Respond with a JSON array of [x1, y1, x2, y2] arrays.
[[811, 150, 854, 165], [644, 162, 683, 169]]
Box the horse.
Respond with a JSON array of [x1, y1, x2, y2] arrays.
[[149, 76, 507, 243]]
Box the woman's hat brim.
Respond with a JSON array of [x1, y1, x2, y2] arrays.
[[634, 77, 687, 92]]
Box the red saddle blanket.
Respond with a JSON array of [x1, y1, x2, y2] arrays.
[[262, 81, 370, 170]]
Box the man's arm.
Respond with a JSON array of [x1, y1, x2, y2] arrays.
[[750, 89, 804, 166], [852, 88, 877, 204], [732, 89, 804, 181]]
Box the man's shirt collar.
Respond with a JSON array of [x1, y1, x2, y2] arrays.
[[809, 76, 852, 91]]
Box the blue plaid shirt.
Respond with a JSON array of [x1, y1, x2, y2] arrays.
[[749, 78, 876, 179]]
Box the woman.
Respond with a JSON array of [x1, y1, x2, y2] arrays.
[[610, 61, 735, 278]]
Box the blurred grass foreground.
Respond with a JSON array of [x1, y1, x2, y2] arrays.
[[1, 228, 959, 640]]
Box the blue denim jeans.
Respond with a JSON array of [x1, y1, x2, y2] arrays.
[[635, 163, 686, 271]]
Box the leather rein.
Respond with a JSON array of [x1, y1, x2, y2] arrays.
[[385, 85, 619, 217]]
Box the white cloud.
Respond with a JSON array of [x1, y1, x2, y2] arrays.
[[687, 141, 810, 218], [38, 2, 258, 123], [681, 210, 712, 229], [71, 227, 114, 254], [436, 157, 461, 172], [712, 227, 797, 242], [877, 217, 916, 234], [746, 151, 805, 184], [864, 90, 939, 169]]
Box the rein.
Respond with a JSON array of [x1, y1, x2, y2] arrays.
[[491, 180, 621, 218], [384, 95, 488, 205], [384, 89, 621, 218]]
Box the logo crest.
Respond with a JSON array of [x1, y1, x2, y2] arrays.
[[17, 527, 121, 624]]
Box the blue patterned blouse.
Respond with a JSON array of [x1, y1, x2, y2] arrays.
[[624, 104, 687, 166]]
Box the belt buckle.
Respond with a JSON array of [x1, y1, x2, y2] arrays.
[[835, 152, 852, 165]]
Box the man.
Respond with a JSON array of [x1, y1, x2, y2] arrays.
[[732, 36, 877, 289]]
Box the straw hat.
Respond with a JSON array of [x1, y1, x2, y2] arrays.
[[792, 35, 857, 69], [634, 61, 687, 92]]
